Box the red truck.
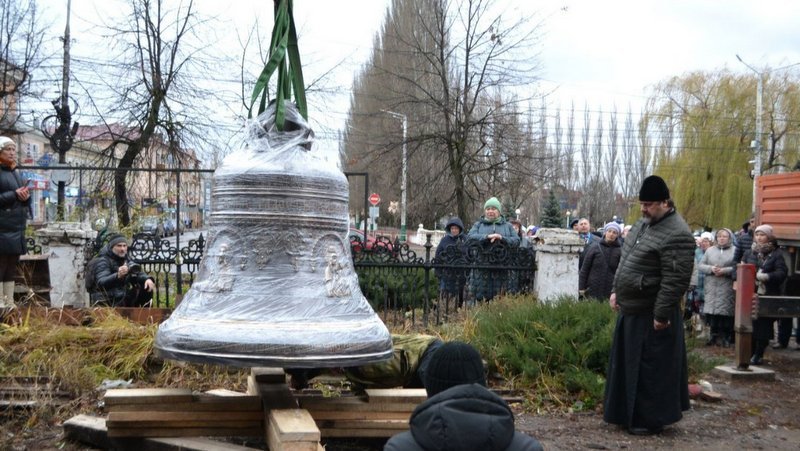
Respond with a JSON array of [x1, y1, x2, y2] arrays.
[[733, 172, 800, 369]]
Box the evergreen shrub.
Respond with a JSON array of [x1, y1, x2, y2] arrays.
[[466, 295, 616, 409], [356, 267, 439, 311]]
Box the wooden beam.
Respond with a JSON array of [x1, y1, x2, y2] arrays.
[[104, 388, 193, 406], [267, 409, 321, 451]]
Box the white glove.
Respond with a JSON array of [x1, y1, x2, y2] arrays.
[[756, 271, 769, 282]]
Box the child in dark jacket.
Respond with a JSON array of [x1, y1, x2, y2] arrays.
[[435, 217, 467, 300]]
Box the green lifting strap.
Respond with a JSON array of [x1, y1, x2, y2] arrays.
[[249, 0, 308, 130]]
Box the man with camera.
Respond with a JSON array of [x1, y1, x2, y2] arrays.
[[87, 234, 155, 307]]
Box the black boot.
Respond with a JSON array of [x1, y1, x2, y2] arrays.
[[750, 340, 767, 365]]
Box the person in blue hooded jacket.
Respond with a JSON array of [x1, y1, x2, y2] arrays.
[[467, 197, 519, 302], [384, 341, 543, 451], [435, 217, 467, 303]]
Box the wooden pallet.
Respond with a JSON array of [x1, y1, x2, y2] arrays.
[[67, 368, 528, 445], [295, 388, 426, 438], [104, 388, 264, 439]]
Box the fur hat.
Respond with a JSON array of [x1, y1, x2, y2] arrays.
[[106, 234, 128, 248], [0, 136, 14, 148], [423, 341, 486, 396], [483, 197, 502, 211], [638, 175, 670, 201], [700, 231, 714, 242], [604, 221, 622, 235], [754, 224, 775, 240]]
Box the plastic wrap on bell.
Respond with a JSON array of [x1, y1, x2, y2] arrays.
[[154, 101, 393, 368]]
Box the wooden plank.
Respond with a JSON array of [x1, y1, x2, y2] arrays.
[[62, 414, 114, 450], [319, 428, 400, 438], [107, 419, 262, 429], [104, 388, 193, 406], [300, 402, 416, 413], [307, 410, 410, 421], [107, 427, 264, 438], [107, 403, 260, 413], [251, 367, 286, 384], [136, 437, 264, 451], [316, 419, 408, 430], [62, 414, 264, 451], [204, 389, 250, 397], [108, 411, 263, 423], [247, 376, 297, 410], [294, 395, 368, 405], [268, 409, 320, 442], [365, 388, 427, 404], [266, 423, 318, 451]]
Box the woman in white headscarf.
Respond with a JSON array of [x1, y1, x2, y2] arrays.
[[697, 229, 736, 346], [0, 136, 31, 308]]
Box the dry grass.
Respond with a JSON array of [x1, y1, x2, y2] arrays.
[[0, 309, 249, 430]]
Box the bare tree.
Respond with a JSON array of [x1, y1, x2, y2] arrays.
[[343, 0, 546, 225], [0, 0, 45, 134], [74, 0, 214, 226]]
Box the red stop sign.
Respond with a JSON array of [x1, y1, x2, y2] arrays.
[[369, 193, 381, 206]]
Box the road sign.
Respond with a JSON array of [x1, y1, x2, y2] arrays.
[[369, 193, 381, 206]]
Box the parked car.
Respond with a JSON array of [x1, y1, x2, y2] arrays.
[[141, 216, 165, 238], [348, 228, 395, 254]]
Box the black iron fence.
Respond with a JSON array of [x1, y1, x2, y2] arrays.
[[30, 231, 536, 323], [349, 233, 537, 326], [81, 232, 206, 307]]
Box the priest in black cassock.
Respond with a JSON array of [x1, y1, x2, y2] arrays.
[[603, 175, 695, 436]]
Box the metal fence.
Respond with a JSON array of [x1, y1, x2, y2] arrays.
[[80, 232, 206, 307], [31, 231, 537, 323], [349, 233, 537, 326]]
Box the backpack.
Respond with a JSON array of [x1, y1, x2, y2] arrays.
[[84, 257, 103, 292]]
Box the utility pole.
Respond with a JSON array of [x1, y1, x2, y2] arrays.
[[736, 55, 763, 213], [46, 0, 79, 221], [381, 110, 408, 242], [736, 55, 800, 212]]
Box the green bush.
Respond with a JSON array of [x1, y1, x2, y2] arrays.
[[356, 267, 439, 311], [465, 295, 616, 410]]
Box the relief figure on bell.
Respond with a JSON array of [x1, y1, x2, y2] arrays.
[[324, 246, 351, 297]]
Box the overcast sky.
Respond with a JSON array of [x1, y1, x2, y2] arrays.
[[40, 0, 800, 158]]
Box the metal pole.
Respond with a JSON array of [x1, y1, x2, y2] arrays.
[[57, 0, 72, 221], [176, 170, 182, 296], [400, 115, 407, 242], [753, 75, 763, 213], [381, 110, 408, 241], [736, 54, 764, 213]]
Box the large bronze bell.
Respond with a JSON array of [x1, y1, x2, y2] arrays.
[[154, 103, 392, 368]]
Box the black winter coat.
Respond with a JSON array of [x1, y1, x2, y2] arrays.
[[435, 217, 466, 262], [90, 245, 153, 306], [733, 230, 753, 264], [384, 384, 543, 451], [579, 238, 622, 299], [613, 209, 695, 322], [738, 246, 788, 340], [0, 165, 31, 255], [435, 218, 467, 295]]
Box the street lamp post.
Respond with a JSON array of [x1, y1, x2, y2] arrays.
[[382, 110, 408, 241]]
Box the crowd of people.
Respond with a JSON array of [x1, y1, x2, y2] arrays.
[[3, 133, 796, 443]]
